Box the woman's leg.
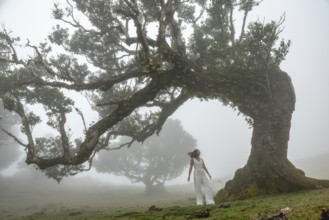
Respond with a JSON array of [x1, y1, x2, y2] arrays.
[[194, 173, 203, 205], [201, 175, 215, 205]]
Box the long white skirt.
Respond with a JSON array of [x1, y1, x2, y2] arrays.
[[193, 170, 215, 205]]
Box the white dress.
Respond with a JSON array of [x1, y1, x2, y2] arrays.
[[193, 158, 215, 205]]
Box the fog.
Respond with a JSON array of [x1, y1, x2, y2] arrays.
[[0, 0, 329, 216]]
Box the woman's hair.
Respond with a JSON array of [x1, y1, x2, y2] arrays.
[[187, 149, 200, 158]]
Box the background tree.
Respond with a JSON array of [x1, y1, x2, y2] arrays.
[[94, 119, 196, 193], [0, 100, 20, 171], [0, 48, 21, 171], [0, 0, 328, 200]]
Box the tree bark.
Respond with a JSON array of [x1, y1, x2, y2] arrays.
[[216, 70, 329, 201]]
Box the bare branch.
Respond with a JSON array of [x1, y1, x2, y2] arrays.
[[123, 0, 150, 62], [239, 0, 265, 40], [228, 1, 235, 42], [0, 56, 17, 64], [58, 111, 71, 160], [275, 12, 286, 35], [108, 138, 135, 150], [240, 9, 249, 40], [75, 107, 88, 133], [107, 89, 190, 147], [193, 8, 205, 24], [0, 127, 27, 147], [53, 1, 90, 32], [96, 101, 119, 107], [10, 65, 143, 92], [0, 30, 22, 64]]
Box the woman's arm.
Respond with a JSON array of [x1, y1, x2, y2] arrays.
[[203, 160, 212, 179], [187, 158, 194, 182]]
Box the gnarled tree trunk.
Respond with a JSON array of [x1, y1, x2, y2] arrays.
[[216, 70, 329, 201]]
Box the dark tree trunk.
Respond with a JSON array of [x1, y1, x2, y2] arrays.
[[216, 70, 329, 201], [144, 183, 167, 195]]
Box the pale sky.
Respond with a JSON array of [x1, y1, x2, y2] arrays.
[[0, 0, 328, 184]]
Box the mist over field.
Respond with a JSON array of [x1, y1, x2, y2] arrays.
[[0, 166, 224, 218], [0, 154, 328, 218]]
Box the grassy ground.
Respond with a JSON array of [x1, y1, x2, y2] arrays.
[[2, 188, 328, 220]]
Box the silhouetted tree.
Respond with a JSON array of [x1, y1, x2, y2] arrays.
[[0, 0, 328, 200], [95, 119, 196, 193], [0, 100, 20, 170]]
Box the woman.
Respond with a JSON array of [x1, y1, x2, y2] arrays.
[[187, 149, 215, 205]]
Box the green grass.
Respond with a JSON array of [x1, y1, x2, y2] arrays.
[[5, 188, 328, 220]]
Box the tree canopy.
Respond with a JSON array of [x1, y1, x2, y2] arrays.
[[0, 0, 287, 168], [1, 0, 328, 199]]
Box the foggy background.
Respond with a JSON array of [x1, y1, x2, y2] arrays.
[[0, 0, 328, 214]]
